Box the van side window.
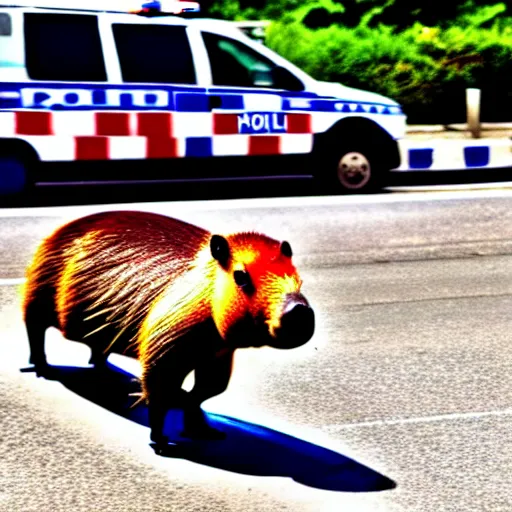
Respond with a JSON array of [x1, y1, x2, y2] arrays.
[[24, 13, 107, 81], [0, 13, 20, 69], [112, 24, 196, 84], [201, 32, 304, 91]]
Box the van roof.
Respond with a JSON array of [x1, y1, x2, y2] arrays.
[[0, 2, 256, 40], [0, 1, 248, 34]]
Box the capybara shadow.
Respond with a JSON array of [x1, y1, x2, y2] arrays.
[[27, 362, 396, 493]]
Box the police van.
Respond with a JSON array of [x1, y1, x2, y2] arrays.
[[0, 0, 407, 199]]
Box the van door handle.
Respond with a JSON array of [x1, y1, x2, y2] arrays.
[[208, 95, 222, 110]]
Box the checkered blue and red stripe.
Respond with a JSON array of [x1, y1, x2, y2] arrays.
[[1, 110, 314, 160]]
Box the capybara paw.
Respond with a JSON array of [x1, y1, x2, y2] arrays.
[[181, 424, 226, 441], [90, 360, 108, 370], [88, 354, 109, 368], [149, 441, 180, 457], [20, 362, 52, 378], [150, 431, 169, 445], [149, 432, 181, 457]]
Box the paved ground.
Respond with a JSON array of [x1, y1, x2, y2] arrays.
[[1, 190, 512, 511]]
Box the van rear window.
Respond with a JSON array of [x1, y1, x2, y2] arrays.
[[24, 13, 107, 82]]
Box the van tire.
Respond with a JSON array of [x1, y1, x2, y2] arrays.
[[322, 145, 386, 195], [0, 155, 30, 201]]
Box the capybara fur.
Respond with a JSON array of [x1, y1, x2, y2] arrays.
[[22, 210, 315, 448]]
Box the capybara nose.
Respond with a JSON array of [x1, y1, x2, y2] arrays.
[[275, 296, 315, 349]]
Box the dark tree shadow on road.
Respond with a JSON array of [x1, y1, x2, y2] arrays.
[[22, 362, 396, 493]]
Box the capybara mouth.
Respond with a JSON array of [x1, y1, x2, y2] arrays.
[[272, 295, 315, 349]]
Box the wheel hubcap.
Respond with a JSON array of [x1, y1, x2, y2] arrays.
[[337, 152, 371, 189]]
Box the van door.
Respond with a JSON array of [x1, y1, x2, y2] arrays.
[[110, 21, 213, 159], [199, 31, 314, 160]]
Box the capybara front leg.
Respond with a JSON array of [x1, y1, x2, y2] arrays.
[[143, 368, 171, 448], [144, 366, 187, 449], [148, 399, 169, 446], [182, 350, 234, 440], [147, 390, 192, 455]]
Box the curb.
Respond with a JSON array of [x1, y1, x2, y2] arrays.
[[387, 181, 512, 192], [407, 123, 512, 134], [395, 138, 512, 172]]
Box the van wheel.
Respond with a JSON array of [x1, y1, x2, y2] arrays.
[[337, 150, 373, 190], [321, 145, 386, 194], [0, 155, 30, 201]]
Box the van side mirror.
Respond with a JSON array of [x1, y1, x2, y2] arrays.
[[250, 69, 274, 87]]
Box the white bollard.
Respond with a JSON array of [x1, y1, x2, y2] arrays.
[[466, 88, 481, 139]]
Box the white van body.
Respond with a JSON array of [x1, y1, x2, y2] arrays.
[[0, 1, 407, 197]]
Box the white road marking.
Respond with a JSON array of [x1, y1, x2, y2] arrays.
[[388, 181, 512, 192], [2, 187, 512, 218], [0, 278, 25, 286], [324, 408, 512, 431]]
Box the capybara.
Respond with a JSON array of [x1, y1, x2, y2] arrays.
[[22, 210, 315, 449]]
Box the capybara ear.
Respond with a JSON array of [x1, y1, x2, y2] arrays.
[[280, 241, 293, 258], [210, 235, 230, 268]]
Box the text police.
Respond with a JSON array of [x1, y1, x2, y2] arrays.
[[238, 112, 286, 134]]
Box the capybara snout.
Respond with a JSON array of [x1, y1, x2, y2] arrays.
[[22, 210, 315, 449], [272, 292, 315, 349]]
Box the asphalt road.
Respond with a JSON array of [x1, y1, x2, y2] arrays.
[[1, 190, 512, 511]]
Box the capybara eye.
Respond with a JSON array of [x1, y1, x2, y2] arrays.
[[234, 270, 251, 288], [210, 235, 230, 268], [280, 241, 292, 258]]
